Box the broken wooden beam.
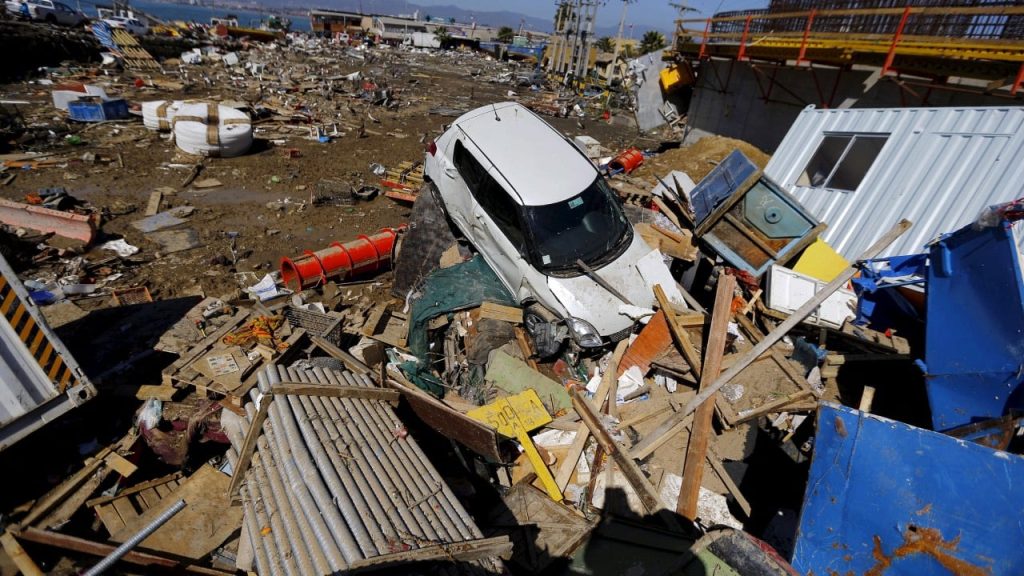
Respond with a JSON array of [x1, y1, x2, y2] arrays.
[[0, 530, 43, 576], [227, 392, 273, 498], [14, 527, 232, 576], [554, 339, 628, 494], [633, 220, 912, 461], [271, 382, 399, 405], [677, 274, 735, 519], [654, 284, 703, 379], [571, 388, 684, 532], [346, 536, 512, 572]]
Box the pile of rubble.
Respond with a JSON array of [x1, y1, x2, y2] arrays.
[[0, 21, 1022, 576]]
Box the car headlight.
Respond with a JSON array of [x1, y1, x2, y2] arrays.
[[565, 317, 603, 348]]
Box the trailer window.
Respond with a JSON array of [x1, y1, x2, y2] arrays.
[[799, 134, 888, 192]]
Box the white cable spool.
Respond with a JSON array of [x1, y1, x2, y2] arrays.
[[171, 102, 253, 158], [141, 100, 184, 132]]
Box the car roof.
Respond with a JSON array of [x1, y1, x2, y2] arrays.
[[452, 102, 596, 206]]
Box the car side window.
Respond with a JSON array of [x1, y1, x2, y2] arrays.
[[453, 140, 525, 249]]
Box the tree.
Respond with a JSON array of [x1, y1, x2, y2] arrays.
[[497, 26, 515, 44], [595, 36, 614, 52], [621, 44, 637, 59], [639, 30, 667, 55], [434, 26, 451, 46]]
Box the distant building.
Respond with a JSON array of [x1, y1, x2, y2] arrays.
[[310, 9, 365, 38]]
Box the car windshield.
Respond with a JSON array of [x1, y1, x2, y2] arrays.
[[522, 176, 632, 274]]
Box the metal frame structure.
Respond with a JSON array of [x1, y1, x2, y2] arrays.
[[0, 252, 95, 451], [674, 4, 1024, 103]]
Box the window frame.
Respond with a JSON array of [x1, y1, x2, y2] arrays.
[[801, 132, 889, 193], [452, 139, 528, 253]]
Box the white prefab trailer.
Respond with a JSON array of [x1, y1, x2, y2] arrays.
[[764, 105, 1024, 259], [0, 253, 95, 451]]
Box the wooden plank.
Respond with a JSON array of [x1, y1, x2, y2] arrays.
[[311, 334, 371, 375], [735, 389, 814, 423], [735, 313, 818, 397], [478, 301, 523, 324], [270, 382, 399, 405], [227, 393, 273, 498], [386, 375, 504, 462], [145, 190, 163, 216], [677, 275, 735, 519], [137, 487, 160, 509], [654, 284, 703, 379], [1, 530, 44, 576], [112, 465, 242, 560], [553, 339, 628, 494], [94, 503, 126, 535], [15, 527, 233, 575], [514, 326, 539, 370], [633, 220, 911, 457], [859, 385, 877, 413], [87, 472, 184, 508], [104, 451, 138, 478], [135, 384, 178, 401], [571, 388, 683, 532], [346, 536, 512, 572], [706, 446, 752, 517]]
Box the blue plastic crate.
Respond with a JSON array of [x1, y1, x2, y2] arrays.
[[67, 98, 130, 122]]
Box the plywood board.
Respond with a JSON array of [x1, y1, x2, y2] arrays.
[[110, 465, 241, 560]]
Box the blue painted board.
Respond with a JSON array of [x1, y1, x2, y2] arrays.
[[793, 402, 1024, 575]]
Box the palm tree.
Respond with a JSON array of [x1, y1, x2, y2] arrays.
[[595, 36, 614, 53], [434, 26, 451, 47], [639, 30, 667, 55], [497, 26, 515, 44]]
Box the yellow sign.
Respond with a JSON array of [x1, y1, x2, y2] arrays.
[[468, 390, 562, 502]]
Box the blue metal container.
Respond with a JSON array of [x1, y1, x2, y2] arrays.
[[922, 217, 1024, 431], [67, 98, 130, 122], [793, 402, 1024, 575]]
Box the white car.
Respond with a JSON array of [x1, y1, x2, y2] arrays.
[[424, 102, 685, 348], [103, 15, 148, 36]]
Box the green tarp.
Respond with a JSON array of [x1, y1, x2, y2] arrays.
[[401, 255, 516, 397]]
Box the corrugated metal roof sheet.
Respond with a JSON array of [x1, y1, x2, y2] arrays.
[[764, 105, 1024, 259]]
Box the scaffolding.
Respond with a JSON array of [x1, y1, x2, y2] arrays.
[[546, 0, 600, 82]]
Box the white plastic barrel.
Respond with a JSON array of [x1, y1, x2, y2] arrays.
[[171, 102, 252, 158]]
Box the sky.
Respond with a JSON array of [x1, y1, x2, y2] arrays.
[[406, 0, 768, 35]]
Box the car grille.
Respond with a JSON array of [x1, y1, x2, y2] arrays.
[[607, 325, 633, 343]]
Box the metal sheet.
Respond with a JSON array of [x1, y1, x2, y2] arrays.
[[793, 402, 1024, 575], [765, 105, 1024, 259], [924, 220, 1024, 431]]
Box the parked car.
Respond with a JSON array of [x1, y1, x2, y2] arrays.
[[6, 0, 86, 25], [103, 15, 148, 36], [424, 101, 683, 349]]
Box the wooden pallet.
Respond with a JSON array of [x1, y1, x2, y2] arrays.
[[381, 160, 424, 196], [111, 29, 161, 71], [161, 311, 307, 412], [91, 473, 183, 536]]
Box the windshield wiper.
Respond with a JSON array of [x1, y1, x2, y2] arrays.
[[576, 258, 633, 306]]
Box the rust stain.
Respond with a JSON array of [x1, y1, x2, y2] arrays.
[[914, 503, 932, 516], [865, 525, 991, 576], [834, 416, 848, 438]]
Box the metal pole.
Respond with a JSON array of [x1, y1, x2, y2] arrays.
[[81, 500, 186, 576]]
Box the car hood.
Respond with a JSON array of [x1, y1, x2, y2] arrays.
[[546, 235, 688, 336]]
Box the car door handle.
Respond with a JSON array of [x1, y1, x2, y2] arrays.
[[444, 167, 458, 179]]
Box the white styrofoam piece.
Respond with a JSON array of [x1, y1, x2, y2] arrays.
[[767, 264, 856, 328]]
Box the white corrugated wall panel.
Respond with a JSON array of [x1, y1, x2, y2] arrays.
[[765, 106, 1024, 259]]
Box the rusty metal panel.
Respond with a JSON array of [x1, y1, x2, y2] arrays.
[[793, 402, 1024, 575]]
